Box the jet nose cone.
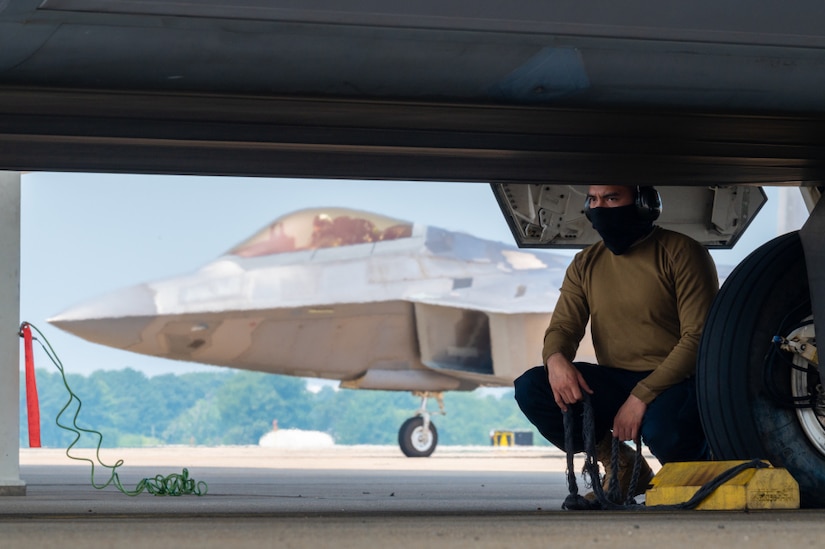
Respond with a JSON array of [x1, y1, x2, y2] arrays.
[[48, 285, 156, 350]]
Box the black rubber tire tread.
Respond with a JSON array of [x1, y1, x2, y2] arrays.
[[398, 417, 438, 458], [697, 231, 825, 506], [697, 232, 803, 459]]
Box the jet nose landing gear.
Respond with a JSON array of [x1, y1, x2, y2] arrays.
[[398, 391, 444, 457]]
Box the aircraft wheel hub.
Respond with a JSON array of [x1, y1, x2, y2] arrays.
[[411, 426, 433, 452]]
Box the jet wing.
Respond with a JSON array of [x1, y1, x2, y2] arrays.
[[1, 2, 824, 184]]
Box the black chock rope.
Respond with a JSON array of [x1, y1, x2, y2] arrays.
[[563, 394, 629, 510], [20, 322, 208, 496], [561, 393, 768, 511]]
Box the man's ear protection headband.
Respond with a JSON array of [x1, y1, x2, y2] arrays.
[[584, 186, 662, 222]]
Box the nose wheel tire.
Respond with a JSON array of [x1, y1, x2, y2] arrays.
[[398, 417, 438, 457]]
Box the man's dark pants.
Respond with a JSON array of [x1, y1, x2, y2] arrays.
[[513, 363, 710, 464]]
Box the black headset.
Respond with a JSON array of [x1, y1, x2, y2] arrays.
[[584, 186, 662, 222]]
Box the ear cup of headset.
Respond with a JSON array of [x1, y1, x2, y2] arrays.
[[636, 186, 662, 221]]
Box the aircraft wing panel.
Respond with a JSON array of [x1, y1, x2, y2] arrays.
[[3, 3, 825, 182]]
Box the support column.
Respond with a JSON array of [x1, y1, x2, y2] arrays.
[[800, 193, 825, 385], [0, 171, 24, 495]]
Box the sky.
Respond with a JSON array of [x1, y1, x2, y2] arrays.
[[18, 172, 805, 379]]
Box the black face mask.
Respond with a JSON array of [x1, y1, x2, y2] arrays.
[[587, 204, 654, 255]]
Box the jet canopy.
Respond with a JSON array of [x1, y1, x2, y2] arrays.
[[229, 208, 414, 258]]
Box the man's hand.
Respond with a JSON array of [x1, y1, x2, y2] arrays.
[[612, 394, 647, 442], [546, 353, 593, 412]]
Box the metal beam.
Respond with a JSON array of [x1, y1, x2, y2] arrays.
[[0, 87, 823, 186], [799, 189, 825, 383]]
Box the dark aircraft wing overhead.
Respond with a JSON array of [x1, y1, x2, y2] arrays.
[[0, 1, 824, 185]]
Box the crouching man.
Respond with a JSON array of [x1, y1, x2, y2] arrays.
[[514, 185, 717, 500]]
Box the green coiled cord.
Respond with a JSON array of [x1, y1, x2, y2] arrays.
[[22, 322, 208, 496]]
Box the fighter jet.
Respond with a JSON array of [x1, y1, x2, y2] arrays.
[[50, 207, 589, 457]]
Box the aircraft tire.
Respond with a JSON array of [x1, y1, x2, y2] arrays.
[[697, 230, 825, 507], [398, 417, 438, 457]]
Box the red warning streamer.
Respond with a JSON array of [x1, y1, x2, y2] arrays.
[[21, 323, 41, 448]]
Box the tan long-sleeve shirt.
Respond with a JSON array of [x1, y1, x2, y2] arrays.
[[542, 226, 719, 404]]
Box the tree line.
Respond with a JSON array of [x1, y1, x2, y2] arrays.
[[18, 368, 544, 448]]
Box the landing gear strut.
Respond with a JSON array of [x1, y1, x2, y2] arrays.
[[398, 391, 444, 457]]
